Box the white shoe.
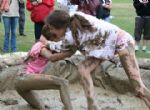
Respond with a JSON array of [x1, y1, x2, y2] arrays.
[[146, 51, 150, 53], [142, 46, 147, 53]]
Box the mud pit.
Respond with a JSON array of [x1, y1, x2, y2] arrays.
[[0, 84, 149, 110], [0, 52, 150, 110]]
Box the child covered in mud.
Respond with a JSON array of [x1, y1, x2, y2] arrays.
[[41, 10, 150, 110], [14, 11, 73, 110]]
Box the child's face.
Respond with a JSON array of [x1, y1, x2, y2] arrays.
[[49, 27, 66, 41]]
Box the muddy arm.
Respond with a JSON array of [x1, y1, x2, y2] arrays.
[[40, 48, 75, 62]]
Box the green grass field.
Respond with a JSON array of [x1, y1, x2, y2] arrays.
[[0, 0, 150, 58]]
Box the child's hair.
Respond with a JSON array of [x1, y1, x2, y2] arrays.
[[44, 10, 96, 43], [45, 10, 70, 29]]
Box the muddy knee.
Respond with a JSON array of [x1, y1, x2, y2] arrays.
[[78, 64, 87, 78], [57, 78, 68, 88], [50, 75, 69, 86]]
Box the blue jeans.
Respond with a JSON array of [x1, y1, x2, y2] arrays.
[[3, 16, 19, 52]]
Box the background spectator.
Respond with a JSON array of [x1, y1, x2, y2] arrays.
[[133, 0, 150, 53], [57, 0, 70, 12], [19, 0, 26, 36], [101, 0, 112, 22], [26, 0, 54, 42], [0, 12, 1, 22], [70, 0, 100, 17], [1, 0, 21, 52]]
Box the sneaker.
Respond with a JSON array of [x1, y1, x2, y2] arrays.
[[20, 33, 26, 36], [142, 46, 147, 53], [146, 51, 150, 53], [135, 45, 139, 52]]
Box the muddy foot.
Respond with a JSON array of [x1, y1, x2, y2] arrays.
[[88, 104, 98, 110]]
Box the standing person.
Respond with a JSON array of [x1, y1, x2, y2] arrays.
[[41, 10, 150, 110], [70, 0, 100, 17], [0, 12, 1, 22], [15, 22, 73, 110], [101, 0, 112, 22], [133, 0, 150, 52], [1, 0, 21, 52], [19, 0, 26, 36], [26, 0, 54, 42]]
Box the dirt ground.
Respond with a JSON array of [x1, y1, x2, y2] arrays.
[[0, 53, 149, 110], [0, 83, 148, 110]]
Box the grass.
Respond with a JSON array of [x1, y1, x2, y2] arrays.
[[111, 0, 150, 58], [0, 0, 150, 58]]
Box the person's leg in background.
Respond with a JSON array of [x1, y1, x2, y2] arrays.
[[2, 16, 11, 53], [34, 22, 44, 42], [142, 16, 150, 53], [0, 12, 1, 22], [11, 17, 19, 52], [19, 2, 26, 36], [134, 16, 144, 52]]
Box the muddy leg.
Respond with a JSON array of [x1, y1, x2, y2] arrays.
[[118, 43, 150, 109], [78, 58, 101, 110], [15, 74, 73, 110], [15, 89, 45, 110], [45, 75, 73, 110], [59, 80, 72, 110]]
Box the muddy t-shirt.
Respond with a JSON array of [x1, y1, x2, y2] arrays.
[[49, 12, 121, 60]]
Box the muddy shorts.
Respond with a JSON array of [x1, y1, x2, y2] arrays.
[[116, 32, 135, 52], [15, 70, 44, 81]]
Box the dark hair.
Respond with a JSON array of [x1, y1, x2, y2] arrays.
[[70, 14, 96, 45], [45, 10, 70, 29], [44, 10, 96, 44], [41, 25, 52, 40]]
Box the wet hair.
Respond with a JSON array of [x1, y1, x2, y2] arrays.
[[70, 14, 96, 45], [45, 10, 70, 29]]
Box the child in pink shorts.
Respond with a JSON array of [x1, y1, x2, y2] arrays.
[[15, 21, 73, 110]]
